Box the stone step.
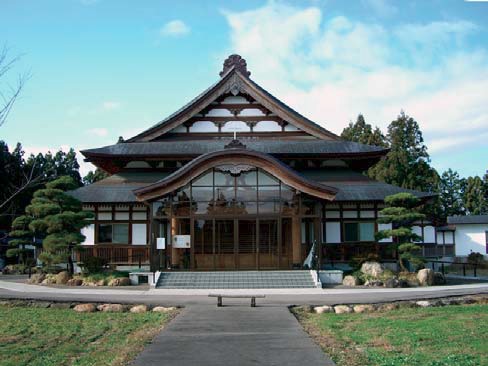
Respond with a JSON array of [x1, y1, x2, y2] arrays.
[[156, 270, 316, 289]]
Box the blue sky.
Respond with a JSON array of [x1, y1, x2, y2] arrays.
[[1, 0, 487, 178]]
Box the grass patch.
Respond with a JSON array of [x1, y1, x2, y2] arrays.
[[0, 305, 176, 366], [294, 304, 488, 366]]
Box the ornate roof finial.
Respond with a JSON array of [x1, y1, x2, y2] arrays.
[[220, 54, 251, 78]]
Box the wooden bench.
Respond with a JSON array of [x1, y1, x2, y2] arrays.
[[208, 293, 266, 307]]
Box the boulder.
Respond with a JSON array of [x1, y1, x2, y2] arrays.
[[97, 303, 125, 312], [67, 278, 83, 286], [379, 303, 398, 312], [433, 272, 446, 285], [342, 275, 360, 286], [334, 305, 353, 314], [28, 273, 45, 284], [353, 304, 376, 313], [415, 300, 433, 307], [417, 269, 434, 286], [153, 306, 177, 313], [360, 261, 384, 278], [108, 277, 131, 286], [41, 275, 57, 285], [73, 303, 96, 313], [313, 305, 334, 314], [384, 278, 399, 288], [365, 280, 383, 287], [129, 305, 148, 313], [56, 271, 71, 285]]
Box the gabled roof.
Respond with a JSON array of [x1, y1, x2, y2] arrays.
[[127, 55, 339, 142]]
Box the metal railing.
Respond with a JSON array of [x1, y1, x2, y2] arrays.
[[429, 260, 486, 278]]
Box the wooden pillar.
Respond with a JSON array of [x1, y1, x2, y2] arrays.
[[171, 218, 179, 268], [292, 216, 301, 267]]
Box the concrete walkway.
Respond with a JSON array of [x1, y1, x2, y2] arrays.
[[131, 305, 335, 366]]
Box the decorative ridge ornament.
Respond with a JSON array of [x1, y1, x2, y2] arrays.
[[220, 54, 251, 78], [224, 139, 247, 149]]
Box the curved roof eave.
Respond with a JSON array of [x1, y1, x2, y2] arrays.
[[133, 148, 338, 202]]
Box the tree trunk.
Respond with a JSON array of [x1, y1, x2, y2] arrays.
[[68, 253, 74, 275]]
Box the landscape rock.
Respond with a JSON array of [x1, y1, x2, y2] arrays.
[[360, 261, 384, 278], [152, 306, 177, 313], [416, 300, 434, 307], [433, 272, 446, 285], [56, 271, 71, 285], [334, 305, 353, 314], [67, 278, 83, 286], [384, 278, 399, 288], [379, 303, 399, 312], [29, 301, 51, 308], [73, 303, 96, 313], [108, 277, 131, 286], [41, 274, 57, 285], [398, 279, 409, 288], [365, 280, 383, 287], [129, 304, 148, 313], [313, 305, 334, 314], [353, 304, 376, 313], [342, 275, 360, 287], [97, 303, 125, 312], [417, 269, 434, 286], [27, 273, 45, 284]]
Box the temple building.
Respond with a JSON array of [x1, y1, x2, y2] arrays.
[[71, 55, 440, 273]]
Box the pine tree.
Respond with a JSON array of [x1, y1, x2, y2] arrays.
[[369, 111, 439, 193], [83, 168, 108, 185], [341, 114, 387, 147], [376, 193, 426, 272], [439, 169, 465, 219], [26, 176, 92, 273], [463, 176, 488, 215], [7, 215, 34, 267]]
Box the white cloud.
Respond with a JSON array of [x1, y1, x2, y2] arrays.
[[222, 2, 488, 157], [87, 127, 109, 137], [160, 20, 191, 37], [102, 101, 121, 111]]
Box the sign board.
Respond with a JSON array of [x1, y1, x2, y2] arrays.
[[156, 237, 166, 250], [173, 235, 191, 248]]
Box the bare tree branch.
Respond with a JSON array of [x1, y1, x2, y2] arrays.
[[0, 161, 42, 211], [0, 44, 30, 128]]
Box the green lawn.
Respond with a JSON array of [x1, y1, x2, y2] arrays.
[[294, 304, 488, 366], [0, 305, 176, 366]]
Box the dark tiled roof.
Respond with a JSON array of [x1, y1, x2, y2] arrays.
[[69, 169, 432, 203], [447, 215, 488, 225], [82, 140, 387, 158]]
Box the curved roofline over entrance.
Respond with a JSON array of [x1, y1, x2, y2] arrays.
[[133, 148, 338, 201]]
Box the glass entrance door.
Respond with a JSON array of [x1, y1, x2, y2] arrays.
[[237, 219, 257, 269], [258, 219, 279, 269], [215, 220, 235, 270]]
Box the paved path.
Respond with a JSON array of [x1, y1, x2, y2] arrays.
[[131, 305, 335, 366], [0, 279, 487, 306]]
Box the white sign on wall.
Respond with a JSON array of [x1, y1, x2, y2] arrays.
[[156, 238, 166, 250], [173, 235, 191, 248]]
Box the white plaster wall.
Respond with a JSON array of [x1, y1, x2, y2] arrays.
[[239, 108, 265, 116], [454, 224, 487, 256], [221, 96, 249, 104], [325, 222, 341, 243], [424, 226, 436, 243], [360, 210, 375, 218], [284, 123, 299, 131], [171, 125, 187, 133], [253, 120, 282, 132], [132, 224, 147, 245], [205, 108, 233, 117], [125, 161, 151, 168], [221, 121, 250, 132], [189, 121, 219, 132], [81, 224, 95, 245], [132, 211, 147, 220]]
